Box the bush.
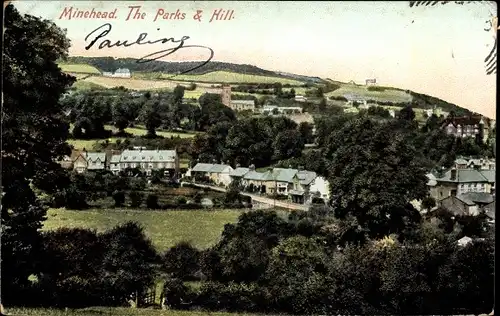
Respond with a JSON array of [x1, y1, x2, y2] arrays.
[[163, 241, 201, 280], [112, 190, 125, 207], [160, 278, 194, 310], [129, 191, 144, 208], [176, 196, 187, 205], [193, 192, 203, 204], [146, 194, 159, 209]]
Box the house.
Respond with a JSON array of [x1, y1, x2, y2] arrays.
[[229, 167, 250, 181], [271, 168, 299, 195], [85, 152, 107, 171], [110, 154, 121, 175], [242, 167, 273, 194], [58, 149, 85, 170], [261, 105, 303, 115], [344, 94, 367, 107], [120, 149, 179, 177], [73, 152, 88, 173], [365, 78, 377, 86], [113, 68, 131, 78], [428, 167, 495, 201], [441, 115, 490, 143], [189, 163, 216, 179], [457, 236, 473, 247], [289, 170, 316, 204], [295, 95, 307, 102], [208, 164, 234, 186], [438, 192, 493, 216], [483, 201, 495, 224], [230, 100, 255, 112]]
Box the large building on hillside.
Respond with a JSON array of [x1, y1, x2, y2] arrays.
[[120, 149, 179, 176], [441, 115, 490, 143]]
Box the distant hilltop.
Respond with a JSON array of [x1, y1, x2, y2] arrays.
[[63, 56, 322, 83]]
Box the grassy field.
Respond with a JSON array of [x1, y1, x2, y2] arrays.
[[43, 208, 242, 252], [81, 76, 179, 90], [326, 84, 412, 103], [67, 125, 196, 150], [59, 63, 101, 74], [6, 307, 259, 316], [160, 71, 304, 85], [71, 80, 106, 90]]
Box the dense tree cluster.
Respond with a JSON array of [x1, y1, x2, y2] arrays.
[[190, 116, 305, 167]]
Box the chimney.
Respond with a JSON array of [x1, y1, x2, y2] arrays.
[[236, 163, 241, 168], [450, 168, 457, 181], [249, 164, 255, 171], [267, 167, 273, 173], [298, 165, 304, 171]]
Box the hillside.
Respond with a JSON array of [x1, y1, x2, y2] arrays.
[[58, 57, 473, 116], [63, 56, 313, 82]]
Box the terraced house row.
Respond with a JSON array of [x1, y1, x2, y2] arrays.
[[187, 163, 330, 204], [59, 147, 180, 177]]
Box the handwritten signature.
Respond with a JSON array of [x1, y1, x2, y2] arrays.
[[84, 23, 214, 77]]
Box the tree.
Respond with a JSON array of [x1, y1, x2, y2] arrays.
[[2, 4, 75, 303], [318, 97, 327, 112], [324, 118, 428, 241], [141, 100, 163, 137], [38, 228, 104, 307], [298, 122, 314, 144], [398, 105, 416, 122], [173, 85, 185, 104], [99, 222, 159, 305], [272, 129, 305, 161]]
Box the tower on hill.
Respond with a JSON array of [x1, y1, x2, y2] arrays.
[[221, 84, 231, 107]]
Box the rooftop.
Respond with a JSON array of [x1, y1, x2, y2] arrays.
[[120, 149, 177, 162]]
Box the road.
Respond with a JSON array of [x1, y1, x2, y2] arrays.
[[182, 182, 309, 211]]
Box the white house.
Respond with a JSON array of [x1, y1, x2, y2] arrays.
[[110, 154, 121, 175], [85, 152, 107, 171], [208, 164, 234, 186], [295, 95, 308, 102], [113, 68, 131, 78], [120, 149, 179, 176]]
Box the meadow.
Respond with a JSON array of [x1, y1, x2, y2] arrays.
[[59, 63, 101, 74], [81, 76, 179, 90], [67, 125, 197, 151], [5, 307, 260, 316], [43, 208, 243, 252], [160, 71, 304, 85], [326, 84, 413, 103]]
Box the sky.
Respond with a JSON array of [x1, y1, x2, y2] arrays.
[[10, 1, 498, 118]]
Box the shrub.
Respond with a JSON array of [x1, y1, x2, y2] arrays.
[[193, 192, 203, 204], [129, 191, 144, 208], [112, 190, 125, 207], [146, 194, 159, 209], [160, 278, 194, 310], [176, 196, 187, 205]]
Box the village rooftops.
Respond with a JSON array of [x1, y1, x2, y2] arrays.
[[191, 163, 215, 173], [297, 170, 317, 185], [120, 149, 176, 163], [441, 115, 485, 128], [85, 152, 106, 163], [243, 170, 268, 181], [272, 168, 298, 183], [208, 164, 232, 173], [456, 192, 495, 205], [110, 155, 121, 163], [434, 169, 494, 184], [229, 167, 250, 177]]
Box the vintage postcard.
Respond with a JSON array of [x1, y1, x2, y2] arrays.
[[1, 1, 496, 315]]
